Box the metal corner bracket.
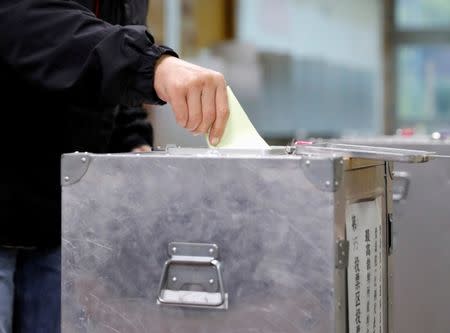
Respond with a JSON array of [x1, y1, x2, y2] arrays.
[[301, 157, 344, 193], [61, 153, 91, 186]]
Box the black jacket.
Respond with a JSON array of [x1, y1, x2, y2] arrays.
[[68, 0, 156, 154], [0, 0, 177, 248], [77, 0, 156, 153]]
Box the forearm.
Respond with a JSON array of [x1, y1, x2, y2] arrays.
[[0, 0, 176, 106]]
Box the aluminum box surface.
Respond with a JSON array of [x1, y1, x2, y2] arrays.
[[61, 148, 394, 333], [336, 136, 450, 333]]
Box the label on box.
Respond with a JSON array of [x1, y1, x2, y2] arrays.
[[346, 198, 384, 333]]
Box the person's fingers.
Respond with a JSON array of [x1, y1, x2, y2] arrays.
[[154, 56, 228, 137], [170, 85, 189, 128], [186, 85, 202, 132], [195, 84, 216, 134], [209, 82, 229, 145], [132, 145, 152, 153]]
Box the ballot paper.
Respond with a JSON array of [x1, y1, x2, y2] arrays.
[[206, 86, 270, 149]]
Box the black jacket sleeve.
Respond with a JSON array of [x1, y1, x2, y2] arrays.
[[0, 0, 177, 107], [108, 105, 154, 152]]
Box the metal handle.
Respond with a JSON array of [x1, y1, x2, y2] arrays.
[[392, 171, 410, 201], [157, 242, 228, 309]]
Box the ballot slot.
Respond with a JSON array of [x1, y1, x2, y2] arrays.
[[294, 142, 435, 163]]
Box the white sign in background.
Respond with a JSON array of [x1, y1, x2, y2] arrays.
[[346, 198, 384, 333]]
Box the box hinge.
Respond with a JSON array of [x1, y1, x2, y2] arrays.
[[335, 240, 349, 269]]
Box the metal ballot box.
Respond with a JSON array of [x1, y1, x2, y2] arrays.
[[61, 144, 431, 333], [334, 135, 450, 333]]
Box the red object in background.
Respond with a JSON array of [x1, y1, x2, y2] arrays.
[[294, 140, 313, 145], [94, 0, 100, 17], [397, 128, 415, 137]]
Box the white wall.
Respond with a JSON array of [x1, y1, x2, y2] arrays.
[[236, 0, 383, 136], [237, 0, 382, 71]]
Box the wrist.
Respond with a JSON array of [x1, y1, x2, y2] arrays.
[[154, 55, 174, 101]]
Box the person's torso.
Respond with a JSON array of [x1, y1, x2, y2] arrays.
[[0, 0, 148, 247]]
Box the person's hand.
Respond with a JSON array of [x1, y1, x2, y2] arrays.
[[131, 144, 152, 153], [154, 56, 229, 146]]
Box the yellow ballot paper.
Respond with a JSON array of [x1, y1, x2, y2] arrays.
[[207, 86, 270, 149]]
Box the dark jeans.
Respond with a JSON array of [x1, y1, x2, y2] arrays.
[[0, 247, 61, 333]]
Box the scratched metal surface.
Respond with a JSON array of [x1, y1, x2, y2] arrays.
[[62, 152, 337, 333]]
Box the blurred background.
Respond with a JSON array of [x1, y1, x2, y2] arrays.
[[145, 0, 450, 146]]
